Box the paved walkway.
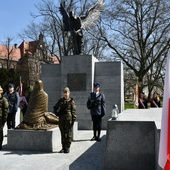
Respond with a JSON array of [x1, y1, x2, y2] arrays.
[[0, 130, 106, 170]]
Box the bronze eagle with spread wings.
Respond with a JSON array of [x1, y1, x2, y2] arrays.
[[59, 0, 105, 55]]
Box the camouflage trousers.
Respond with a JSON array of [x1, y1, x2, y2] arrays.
[[59, 117, 72, 149]]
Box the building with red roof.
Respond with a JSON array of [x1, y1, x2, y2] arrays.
[[0, 43, 21, 69], [0, 33, 60, 86]]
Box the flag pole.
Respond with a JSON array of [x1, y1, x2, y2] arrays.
[[19, 76, 23, 97], [134, 77, 139, 109]]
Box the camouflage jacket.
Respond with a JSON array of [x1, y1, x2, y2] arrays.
[[0, 95, 9, 124], [53, 97, 76, 121]]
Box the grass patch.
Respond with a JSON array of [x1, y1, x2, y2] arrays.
[[125, 103, 134, 109]]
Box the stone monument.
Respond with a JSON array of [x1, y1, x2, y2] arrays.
[[7, 80, 60, 152], [41, 0, 124, 131], [16, 80, 59, 130], [59, 0, 105, 55], [42, 55, 124, 130]]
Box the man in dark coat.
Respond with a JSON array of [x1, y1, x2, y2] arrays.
[[87, 83, 106, 141], [4, 83, 20, 129]]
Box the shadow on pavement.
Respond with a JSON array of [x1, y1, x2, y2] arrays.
[[69, 135, 106, 170], [2, 150, 54, 155]]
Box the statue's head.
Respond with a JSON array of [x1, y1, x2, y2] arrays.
[[33, 80, 43, 91], [69, 11, 76, 18]]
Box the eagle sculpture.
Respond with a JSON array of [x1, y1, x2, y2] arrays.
[[59, 0, 105, 55]]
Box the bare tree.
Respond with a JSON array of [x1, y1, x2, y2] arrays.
[[99, 0, 170, 94], [19, 0, 106, 59], [0, 37, 17, 70], [124, 67, 136, 99]]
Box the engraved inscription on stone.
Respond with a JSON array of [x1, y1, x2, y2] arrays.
[[67, 73, 86, 91]]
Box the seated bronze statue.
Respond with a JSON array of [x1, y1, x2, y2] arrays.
[[16, 80, 59, 130]]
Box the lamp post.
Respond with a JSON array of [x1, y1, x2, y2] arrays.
[[111, 104, 119, 120]]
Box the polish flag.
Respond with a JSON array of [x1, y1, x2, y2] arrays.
[[158, 51, 170, 169]]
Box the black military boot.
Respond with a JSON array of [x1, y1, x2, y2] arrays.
[[59, 148, 65, 153], [90, 136, 97, 141], [96, 130, 101, 141], [96, 137, 101, 141], [64, 148, 70, 153]]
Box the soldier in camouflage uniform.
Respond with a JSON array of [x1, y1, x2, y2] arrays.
[[0, 86, 8, 150], [53, 87, 76, 153]]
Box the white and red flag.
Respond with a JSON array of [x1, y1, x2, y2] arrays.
[[158, 51, 170, 169]]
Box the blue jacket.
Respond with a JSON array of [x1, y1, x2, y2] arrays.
[[87, 92, 106, 116], [4, 91, 20, 113]]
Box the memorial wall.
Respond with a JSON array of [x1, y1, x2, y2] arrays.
[[42, 55, 124, 130]]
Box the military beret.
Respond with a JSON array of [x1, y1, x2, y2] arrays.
[[63, 87, 70, 93]]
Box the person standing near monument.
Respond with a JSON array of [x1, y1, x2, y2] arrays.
[[138, 92, 148, 109], [0, 86, 8, 150], [4, 83, 20, 129], [150, 92, 161, 108], [87, 83, 106, 141], [53, 87, 76, 153]]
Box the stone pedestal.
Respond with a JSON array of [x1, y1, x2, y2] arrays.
[[103, 108, 162, 170], [7, 122, 78, 152], [7, 127, 61, 152]]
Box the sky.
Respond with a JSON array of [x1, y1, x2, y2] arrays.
[[0, 0, 42, 45]]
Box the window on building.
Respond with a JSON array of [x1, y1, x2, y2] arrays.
[[29, 64, 33, 74], [36, 64, 39, 74], [40, 64, 42, 74], [11, 64, 15, 69], [35, 63, 39, 74], [35, 64, 36, 73]]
